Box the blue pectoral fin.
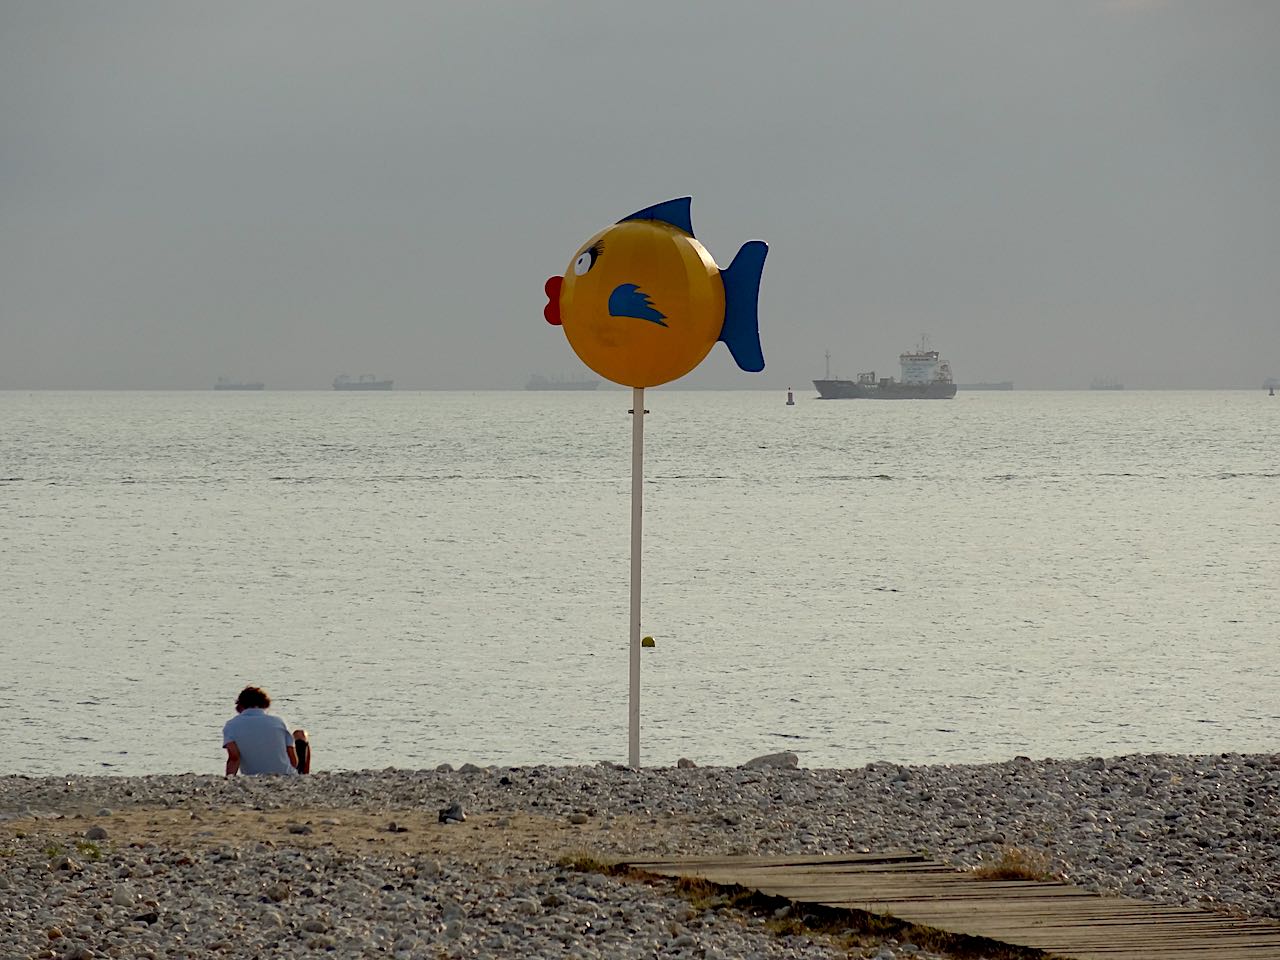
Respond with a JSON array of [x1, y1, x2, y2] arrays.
[[719, 240, 768, 372], [608, 283, 667, 326]]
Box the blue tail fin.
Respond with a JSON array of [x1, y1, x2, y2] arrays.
[[719, 240, 768, 372]]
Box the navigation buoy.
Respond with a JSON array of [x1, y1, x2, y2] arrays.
[[641, 636, 655, 648], [785, 387, 795, 406]]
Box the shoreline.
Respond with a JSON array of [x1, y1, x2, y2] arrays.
[[3, 752, 1277, 959]]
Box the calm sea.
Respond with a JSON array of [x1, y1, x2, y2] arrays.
[[2, 389, 1276, 777]]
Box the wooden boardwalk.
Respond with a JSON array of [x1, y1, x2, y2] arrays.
[[623, 852, 1280, 960]]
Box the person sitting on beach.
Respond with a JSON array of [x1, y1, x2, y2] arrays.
[[222, 685, 299, 776], [292, 728, 311, 774]]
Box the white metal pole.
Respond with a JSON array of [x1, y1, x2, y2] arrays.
[[628, 386, 645, 769]]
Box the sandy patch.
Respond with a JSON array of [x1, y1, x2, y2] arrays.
[[2, 806, 674, 865]]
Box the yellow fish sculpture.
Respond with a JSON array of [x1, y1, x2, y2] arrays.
[[543, 197, 767, 388]]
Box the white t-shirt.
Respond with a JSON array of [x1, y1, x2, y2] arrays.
[[222, 708, 296, 775]]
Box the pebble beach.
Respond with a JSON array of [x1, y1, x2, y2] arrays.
[[2, 752, 1277, 959]]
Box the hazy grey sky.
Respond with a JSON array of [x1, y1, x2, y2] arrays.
[[2, 1, 1277, 389]]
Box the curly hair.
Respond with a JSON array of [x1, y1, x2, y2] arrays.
[[235, 685, 271, 711]]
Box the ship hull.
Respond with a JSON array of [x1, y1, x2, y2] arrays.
[[334, 382, 393, 391], [813, 379, 957, 400]]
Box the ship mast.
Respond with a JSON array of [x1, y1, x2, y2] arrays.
[[824, 349, 831, 380]]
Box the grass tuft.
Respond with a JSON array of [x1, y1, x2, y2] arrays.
[[74, 839, 105, 861], [764, 914, 809, 937], [556, 853, 648, 882], [972, 847, 1059, 882]]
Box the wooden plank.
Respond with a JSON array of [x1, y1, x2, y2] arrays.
[[624, 853, 1280, 960], [624, 860, 926, 875]]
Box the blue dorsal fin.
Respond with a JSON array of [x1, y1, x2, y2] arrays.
[[619, 197, 694, 236]]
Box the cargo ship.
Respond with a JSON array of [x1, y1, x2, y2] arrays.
[[526, 374, 599, 391], [813, 345, 956, 400], [214, 378, 265, 391], [333, 374, 393, 391]]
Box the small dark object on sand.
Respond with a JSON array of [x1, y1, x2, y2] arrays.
[[438, 803, 466, 824]]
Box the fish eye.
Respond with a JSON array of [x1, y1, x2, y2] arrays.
[[573, 246, 598, 276]]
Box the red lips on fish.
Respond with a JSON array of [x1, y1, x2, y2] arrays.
[[543, 276, 563, 325]]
